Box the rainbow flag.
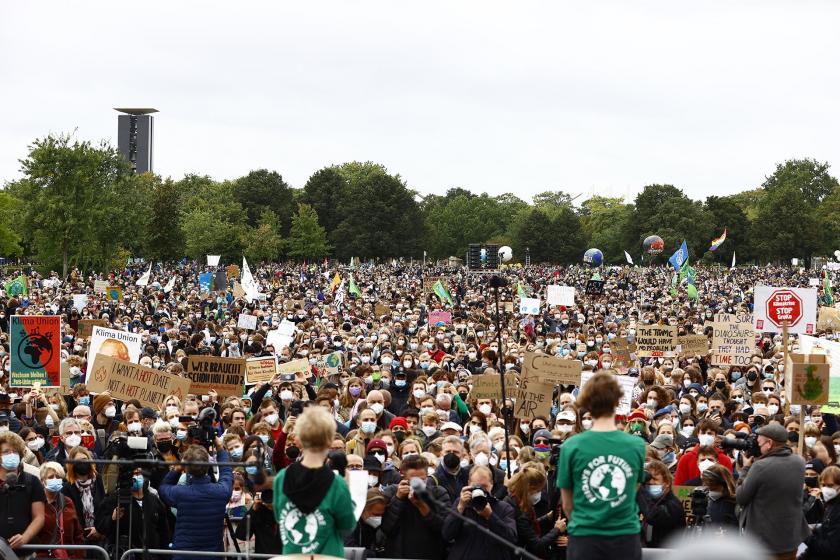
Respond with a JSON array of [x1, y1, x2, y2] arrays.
[[709, 228, 727, 251]]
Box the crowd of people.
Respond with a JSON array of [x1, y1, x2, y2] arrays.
[[0, 260, 838, 560]]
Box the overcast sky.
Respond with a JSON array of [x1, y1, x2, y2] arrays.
[[2, 1, 839, 203]]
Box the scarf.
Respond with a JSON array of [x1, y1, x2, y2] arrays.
[[76, 479, 96, 528]]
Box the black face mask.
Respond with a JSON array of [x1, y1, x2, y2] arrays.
[[715, 381, 726, 389], [157, 440, 173, 454], [73, 462, 91, 476], [394, 431, 406, 443], [805, 476, 818, 489], [747, 372, 758, 382], [286, 445, 301, 460], [788, 431, 799, 443], [443, 452, 460, 470]]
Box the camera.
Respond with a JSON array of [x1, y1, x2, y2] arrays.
[[547, 437, 563, 466], [281, 373, 296, 382], [690, 486, 709, 523], [289, 400, 305, 417], [187, 407, 217, 448], [470, 486, 489, 511], [720, 432, 761, 457], [101, 432, 151, 504]]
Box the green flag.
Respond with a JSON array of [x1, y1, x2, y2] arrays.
[[686, 283, 699, 300], [670, 272, 678, 297], [4, 274, 27, 297], [349, 277, 362, 299], [433, 279, 454, 306], [825, 271, 834, 306]]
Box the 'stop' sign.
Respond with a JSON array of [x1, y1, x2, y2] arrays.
[[765, 289, 803, 327]]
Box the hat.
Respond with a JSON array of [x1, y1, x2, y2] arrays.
[[0, 394, 10, 404], [440, 421, 462, 433], [733, 421, 750, 433], [366, 439, 387, 453], [140, 407, 157, 420], [556, 410, 577, 423], [651, 434, 674, 450], [806, 459, 826, 474], [533, 429, 553, 442], [653, 405, 673, 420], [0, 410, 9, 422], [627, 367, 640, 377], [687, 383, 704, 394], [628, 408, 647, 423], [363, 456, 383, 472], [389, 417, 408, 431], [756, 423, 788, 444], [93, 394, 113, 415]]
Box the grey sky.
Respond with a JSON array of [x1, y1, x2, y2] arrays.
[[2, 1, 839, 203]]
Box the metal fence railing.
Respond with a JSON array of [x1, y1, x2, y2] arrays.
[[19, 543, 110, 560]]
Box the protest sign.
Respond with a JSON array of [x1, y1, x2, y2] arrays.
[[375, 303, 390, 317], [245, 356, 277, 384], [93, 280, 109, 294], [785, 351, 830, 406], [184, 356, 245, 397], [611, 338, 636, 368], [818, 307, 840, 331], [316, 351, 343, 377], [800, 335, 840, 413], [546, 285, 575, 307], [106, 286, 123, 301], [514, 375, 553, 419], [519, 297, 541, 315], [207, 255, 221, 267], [72, 294, 88, 312], [77, 319, 107, 338], [580, 371, 636, 414], [238, 313, 258, 330], [521, 352, 582, 386], [711, 314, 755, 366], [673, 486, 698, 523], [278, 358, 311, 379], [635, 325, 677, 357], [753, 286, 817, 335], [585, 280, 604, 295], [232, 282, 246, 299], [423, 276, 443, 293], [86, 326, 142, 368], [809, 278, 821, 287], [199, 272, 213, 294], [10, 315, 62, 387], [428, 310, 452, 325], [470, 372, 518, 400], [678, 334, 708, 357], [503, 301, 514, 313], [88, 354, 192, 407]]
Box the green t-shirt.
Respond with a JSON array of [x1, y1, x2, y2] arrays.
[[556, 429, 646, 536], [273, 469, 356, 556]]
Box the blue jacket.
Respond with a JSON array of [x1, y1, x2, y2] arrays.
[[159, 449, 233, 559]]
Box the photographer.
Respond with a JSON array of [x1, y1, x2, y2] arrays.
[[159, 441, 233, 559], [736, 423, 809, 558], [442, 465, 518, 560]]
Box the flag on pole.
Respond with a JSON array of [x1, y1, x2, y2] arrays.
[[825, 270, 834, 306], [709, 228, 727, 251], [668, 240, 689, 272], [433, 279, 454, 306], [349, 277, 362, 298], [334, 280, 346, 307], [686, 283, 699, 300], [329, 272, 341, 293], [624, 251, 634, 265], [136, 264, 152, 286], [516, 282, 527, 299], [731, 251, 736, 269], [163, 275, 177, 294], [241, 257, 260, 302]]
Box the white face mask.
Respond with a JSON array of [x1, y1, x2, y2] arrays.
[[557, 424, 573, 433], [65, 434, 82, 448], [529, 491, 542, 505], [679, 403, 691, 415], [473, 452, 489, 466], [264, 413, 279, 426], [581, 419, 593, 431], [364, 515, 382, 528], [767, 404, 779, 415], [413, 389, 425, 399], [698, 434, 716, 447], [421, 426, 437, 437], [821, 486, 838, 502], [680, 426, 694, 438], [27, 438, 45, 451], [698, 459, 715, 473], [708, 490, 723, 500], [369, 403, 384, 415], [104, 406, 116, 418], [478, 404, 492, 415], [127, 422, 142, 433], [367, 475, 379, 488], [805, 436, 817, 448], [469, 424, 482, 435]]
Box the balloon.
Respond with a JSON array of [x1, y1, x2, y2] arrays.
[[583, 248, 603, 267], [498, 246, 513, 262], [643, 235, 665, 255]]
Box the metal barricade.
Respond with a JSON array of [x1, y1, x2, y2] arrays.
[[19, 543, 110, 560], [119, 549, 279, 560]]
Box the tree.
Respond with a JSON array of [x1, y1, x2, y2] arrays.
[[510, 208, 556, 263], [421, 192, 517, 259], [144, 175, 186, 261], [300, 167, 349, 241], [553, 205, 586, 263], [0, 191, 24, 258], [234, 170, 295, 233], [705, 195, 753, 263], [288, 203, 331, 260], [180, 180, 247, 260], [817, 183, 840, 256], [532, 190, 575, 218], [579, 196, 634, 263], [763, 159, 838, 205], [633, 184, 712, 261], [242, 209, 284, 262], [15, 133, 135, 276]]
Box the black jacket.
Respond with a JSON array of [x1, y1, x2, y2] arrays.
[[707, 496, 738, 529], [503, 496, 560, 558], [381, 483, 451, 559], [442, 496, 518, 560], [232, 503, 283, 555], [805, 497, 840, 560], [95, 490, 172, 556], [63, 478, 106, 531], [637, 489, 686, 548]]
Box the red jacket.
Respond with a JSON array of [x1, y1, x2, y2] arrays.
[[36, 496, 85, 558], [673, 444, 733, 486]]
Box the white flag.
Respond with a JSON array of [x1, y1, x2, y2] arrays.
[[731, 251, 736, 269], [334, 280, 346, 307], [135, 264, 152, 286], [241, 257, 260, 302], [207, 255, 220, 267], [163, 275, 177, 294], [624, 251, 634, 265]]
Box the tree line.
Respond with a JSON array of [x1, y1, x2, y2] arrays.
[[2, 133, 840, 276]]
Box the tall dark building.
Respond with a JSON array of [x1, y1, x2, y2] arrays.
[[114, 108, 157, 173]]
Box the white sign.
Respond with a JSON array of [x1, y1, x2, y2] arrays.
[[207, 255, 221, 267], [72, 294, 88, 312], [519, 297, 541, 315], [93, 280, 109, 294], [86, 326, 143, 368], [580, 371, 636, 414], [277, 319, 296, 338], [348, 469, 369, 521], [238, 313, 258, 330], [753, 285, 818, 335], [546, 285, 575, 307], [809, 278, 821, 287]]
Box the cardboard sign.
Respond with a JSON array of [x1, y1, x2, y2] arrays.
[[786, 351, 830, 405], [503, 302, 514, 313], [86, 326, 142, 369], [514, 375, 553, 419], [93, 280, 110, 294], [428, 311, 452, 325], [10, 315, 62, 387], [521, 352, 582, 386], [375, 303, 391, 317], [77, 319, 107, 338], [199, 272, 213, 294], [88, 354, 192, 407], [184, 356, 246, 397], [245, 356, 277, 384], [423, 276, 443, 293], [673, 485, 697, 523], [711, 314, 755, 366], [470, 372, 518, 400], [277, 358, 311, 379], [678, 334, 708, 357], [611, 338, 636, 368], [106, 286, 123, 301], [799, 335, 840, 413], [72, 294, 88, 312], [809, 278, 821, 287], [519, 297, 541, 315], [580, 370, 636, 414], [818, 307, 840, 331], [232, 282, 246, 299], [238, 313, 258, 330], [635, 325, 677, 357], [753, 285, 817, 335], [546, 285, 575, 307], [585, 280, 605, 295], [315, 352, 343, 377]]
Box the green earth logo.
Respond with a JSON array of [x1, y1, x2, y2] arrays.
[[17, 328, 53, 369], [798, 365, 824, 401], [588, 463, 627, 502]]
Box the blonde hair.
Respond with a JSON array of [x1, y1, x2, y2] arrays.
[[66, 446, 97, 483], [40, 461, 66, 481], [295, 406, 335, 452], [821, 465, 840, 486], [0, 432, 26, 458]]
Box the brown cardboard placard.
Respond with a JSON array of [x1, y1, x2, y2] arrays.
[[88, 354, 192, 407], [184, 356, 246, 397]]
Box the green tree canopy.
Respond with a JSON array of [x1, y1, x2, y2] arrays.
[[234, 169, 295, 233], [288, 203, 331, 260]]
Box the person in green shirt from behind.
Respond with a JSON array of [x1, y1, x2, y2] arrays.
[[273, 405, 356, 557], [557, 371, 646, 560]]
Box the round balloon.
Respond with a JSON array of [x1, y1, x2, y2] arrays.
[[498, 246, 513, 262], [583, 248, 603, 267], [643, 235, 665, 255]]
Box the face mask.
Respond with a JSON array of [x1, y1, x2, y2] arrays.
[[264, 413, 280, 425], [683, 379, 692, 388], [767, 404, 779, 415], [370, 403, 384, 415], [679, 403, 691, 415], [78, 396, 90, 406], [104, 406, 116, 418], [529, 492, 542, 505], [1, 453, 20, 471], [519, 423, 530, 434], [647, 484, 664, 498], [478, 404, 492, 415], [469, 424, 482, 435], [421, 425, 437, 437], [246, 465, 259, 476], [367, 475, 379, 488], [230, 446, 244, 459], [46, 478, 64, 493], [698, 434, 715, 447], [680, 426, 694, 437], [349, 386, 362, 397], [698, 459, 715, 472], [176, 430, 188, 441], [821, 486, 838, 502], [381, 357, 392, 366], [413, 389, 425, 399], [468, 352, 477, 360], [27, 438, 45, 451], [647, 399, 658, 409], [473, 452, 489, 466], [581, 419, 593, 431], [127, 422, 142, 433], [558, 424, 573, 433], [364, 515, 382, 528], [708, 490, 723, 500], [534, 445, 551, 460], [459, 458, 470, 469], [131, 475, 144, 491], [805, 436, 817, 448], [279, 390, 294, 401], [585, 360, 598, 367], [65, 434, 82, 448], [361, 421, 377, 434], [45, 416, 54, 428], [697, 403, 708, 413]]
